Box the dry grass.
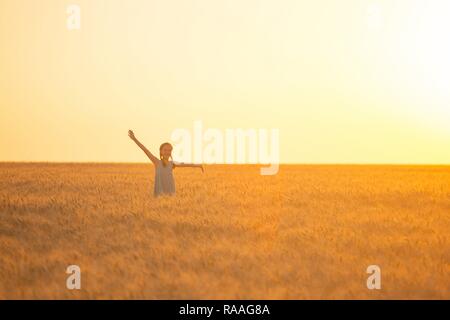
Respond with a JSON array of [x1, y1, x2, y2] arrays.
[[0, 163, 449, 299]]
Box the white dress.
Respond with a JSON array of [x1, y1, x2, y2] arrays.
[[154, 160, 175, 196]]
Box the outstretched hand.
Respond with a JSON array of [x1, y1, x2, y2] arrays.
[[128, 130, 136, 140]]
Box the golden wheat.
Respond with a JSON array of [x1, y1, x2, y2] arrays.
[[0, 163, 449, 299]]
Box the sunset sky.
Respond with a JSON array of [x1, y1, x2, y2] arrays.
[[1, 0, 449, 163]]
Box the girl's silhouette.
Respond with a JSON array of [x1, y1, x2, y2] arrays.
[[128, 130, 203, 197]]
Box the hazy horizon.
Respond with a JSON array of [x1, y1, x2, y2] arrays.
[[1, 161, 449, 165]]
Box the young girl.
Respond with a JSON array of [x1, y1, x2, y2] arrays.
[[128, 130, 203, 197]]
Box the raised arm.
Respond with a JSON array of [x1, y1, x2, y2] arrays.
[[128, 130, 159, 165], [174, 162, 204, 173]]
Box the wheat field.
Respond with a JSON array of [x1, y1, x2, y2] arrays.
[[0, 162, 449, 299]]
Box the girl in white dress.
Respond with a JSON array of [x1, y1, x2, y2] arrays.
[[128, 130, 203, 196]]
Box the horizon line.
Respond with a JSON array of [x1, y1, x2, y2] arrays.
[[0, 161, 449, 166]]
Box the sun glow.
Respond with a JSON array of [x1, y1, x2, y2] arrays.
[[398, 1, 450, 131], [0, 0, 449, 163]]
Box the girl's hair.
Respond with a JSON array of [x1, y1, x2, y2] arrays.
[[159, 142, 173, 167]]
